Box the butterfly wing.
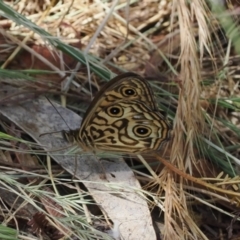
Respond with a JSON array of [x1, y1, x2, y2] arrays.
[[76, 72, 171, 153]]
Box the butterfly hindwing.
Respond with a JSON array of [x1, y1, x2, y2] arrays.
[[80, 99, 170, 153]]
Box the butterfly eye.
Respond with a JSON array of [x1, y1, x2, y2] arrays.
[[121, 87, 137, 97], [107, 106, 123, 117], [133, 126, 152, 137]]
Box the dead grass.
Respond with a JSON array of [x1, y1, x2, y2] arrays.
[[1, 0, 240, 239]]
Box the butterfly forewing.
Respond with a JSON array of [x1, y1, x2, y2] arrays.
[[66, 72, 171, 154], [81, 73, 158, 124]]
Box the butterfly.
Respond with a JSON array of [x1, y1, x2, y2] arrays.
[[64, 72, 171, 154]]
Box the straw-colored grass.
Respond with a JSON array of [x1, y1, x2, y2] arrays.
[[1, 0, 240, 239]]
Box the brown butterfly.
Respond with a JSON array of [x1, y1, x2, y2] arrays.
[[64, 72, 171, 154]]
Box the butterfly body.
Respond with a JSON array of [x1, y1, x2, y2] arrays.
[[65, 73, 171, 154]]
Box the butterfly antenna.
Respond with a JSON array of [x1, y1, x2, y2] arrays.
[[39, 130, 63, 137], [39, 97, 72, 138]]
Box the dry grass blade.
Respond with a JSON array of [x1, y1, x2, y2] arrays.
[[158, 0, 210, 239], [1, 0, 240, 239]]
